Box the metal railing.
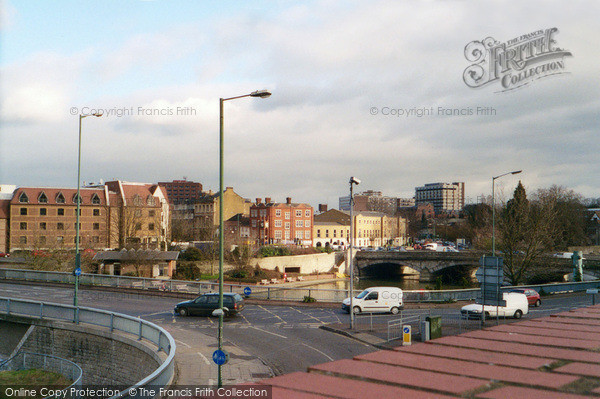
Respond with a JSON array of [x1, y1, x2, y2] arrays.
[[1, 267, 599, 304], [0, 351, 82, 398], [0, 296, 176, 399]]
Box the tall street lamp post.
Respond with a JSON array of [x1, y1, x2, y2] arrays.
[[218, 90, 271, 387], [348, 176, 360, 329], [74, 113, 102, 308], [492, 170, 522, 256]]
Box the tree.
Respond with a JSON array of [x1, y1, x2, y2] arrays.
[[499, 181, 555, 285]]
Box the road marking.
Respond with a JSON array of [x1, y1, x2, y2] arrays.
[[249, 326, 287, 339], [290, 306, 327, 324], [301, 343, 334, 361], [197, 352, 210, 365], [140, 311, 172, 317], [257, 305, 287, 324], [175, 339, 191, 349]]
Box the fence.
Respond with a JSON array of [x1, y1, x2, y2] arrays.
[[1, 267, 599, 304], [0, 351, 82, 398], [0, 296, 176, 399]]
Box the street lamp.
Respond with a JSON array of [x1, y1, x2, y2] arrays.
[[217, 89, 270, 387], [74, 112, 102, 308], [492, 170, 522, 256], [348, 176, 360, 329]]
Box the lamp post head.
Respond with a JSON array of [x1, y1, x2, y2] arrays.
[[250, 90, 272, 98], [349, 177, 361, 185], [511, 170, 522, 175]]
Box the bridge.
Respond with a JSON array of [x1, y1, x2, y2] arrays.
[[353, 251, 586, 282]]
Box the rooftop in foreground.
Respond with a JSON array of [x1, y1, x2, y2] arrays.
[[258, 305, 600, 398]]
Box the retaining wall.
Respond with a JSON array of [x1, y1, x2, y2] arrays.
[[253, 253, 337, 274]]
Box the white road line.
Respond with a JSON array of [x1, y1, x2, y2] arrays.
[[249, 326, 288, 339], [301, 343, 334, 361], [197, 352, 210, 365], [257, 305, 287, 324], [174, 339, 191, 349], [140, 310, 172, 317]]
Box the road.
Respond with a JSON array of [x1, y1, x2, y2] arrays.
[[0, 281, 595, 377]]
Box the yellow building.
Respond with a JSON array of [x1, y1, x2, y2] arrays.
[[193, 187, 249, 238]]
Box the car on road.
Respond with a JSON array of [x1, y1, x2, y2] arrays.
[[174, 293, 244, 317], [0, 252, 9, 257], [342, 287, 404, 314], [460, 292, 529, 319], [510, 288, 541, 307]]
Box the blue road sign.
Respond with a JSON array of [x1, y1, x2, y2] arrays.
[[244, 287, 252, 296], [212, 349, 228, 365], [74, 268, 82, 277], [403, 326, 410, 334]]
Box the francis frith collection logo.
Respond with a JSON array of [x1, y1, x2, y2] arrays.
[[463, 28, 572, 92]]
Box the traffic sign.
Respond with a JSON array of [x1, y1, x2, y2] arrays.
[[212, 349, 229, 366], [74, 268, 82, 277], [402, 325, 412, 346], [243, 287, 252, 296], [480, 256, 503, 267]]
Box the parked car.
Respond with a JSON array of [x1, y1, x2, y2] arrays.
[[460, 292, 529, 319], [342, 287, 404, 314], [510, 288, 541, 307], [0, 252, 9, 257], [174, 293, 244, 317]]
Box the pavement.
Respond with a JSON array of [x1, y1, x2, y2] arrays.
[[257, 304, 600, 398]]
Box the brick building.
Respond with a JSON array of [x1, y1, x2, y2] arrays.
[[158, 179, 203, 205], [250, 197, 313, 246]]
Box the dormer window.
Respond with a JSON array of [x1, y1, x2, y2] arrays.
[[91, 194, 101, 205], [56, 192, 66, 204], [132, 194, 142, 206], [38, 192, 48, 203], [18, 192, 29, 203], [146, 195, 156, 206], [73, 194, 82, 204]]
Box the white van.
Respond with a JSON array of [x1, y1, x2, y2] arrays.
[[461, 292, 529, 319], [342, 287, 404, 314]]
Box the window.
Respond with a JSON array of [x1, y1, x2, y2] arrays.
[[305, 231, 310, 239], [74, 223, 81, 229], [57, 208, 64, 216], [259, 209, 267, 217], [135, 223, 142, 231], [149, 223, 155, 231], [295, 231, 303, 239], [18, 192, 29, 203], [305, 210, 311, 217], [20, 222, 27, 230], [20, 208, 27, 215], [40, 222, 47, 230], [333, 230, 337, 237], [275, 209, 281, 217], [296, 210, 302, 217], [93, 209, 100, 216], [19, 236, 27, 244], [74, 209, 81, 216], [91, 194, 101, 205], [132, 195, 142, 206], [57, 223, 64, 230], [305, 220, 310, 227], [274, 220, 282, 227], [39, 236, 46, 245], [149, 210, 156, 217], [73, 194, 82, 204], [275, 231, 282, 239], [285, 222, 290, 230], [251, 209, 257, 217], [134, 209, 142, 217], [285, 212, 290, 219], [325, 230, 329, 238], [317, 230, 321, 238], [252, 220, 257, 227], [366, 292, 378, 300], [57, 236, 64, 243], [93, 223, 100, 230], [296, 220, 303, 227], [284, 231, 290, 240], [40, 208, 47, 216], [56, 193, 65, 204], [38, 192, 48, 203], [92, 236, 100, 243]]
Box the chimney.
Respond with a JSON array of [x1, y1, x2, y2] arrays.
[[286, 197, 292, 204], [319, 204, 328, 212], [265, 197, 271, 204], [256, 198, 262, 204]]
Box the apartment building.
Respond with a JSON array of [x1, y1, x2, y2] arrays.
[[339, 190, 413, 215], [314, 209, 351, 249], [250, 197, 313, 246], [4, 181, 170, 252], [415, 182, 465, 216], [193, 187, 249, 236], [158, 179, 203, 205]]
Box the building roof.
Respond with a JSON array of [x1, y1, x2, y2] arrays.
[[93, 249, 179, 262], [10, 187, 109, 206], [314, 209, 350, 225]]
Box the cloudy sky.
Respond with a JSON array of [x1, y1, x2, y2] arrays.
[[1, 0, 598, 208]]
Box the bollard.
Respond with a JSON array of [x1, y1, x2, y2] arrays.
[[421, 320, 430, 341]]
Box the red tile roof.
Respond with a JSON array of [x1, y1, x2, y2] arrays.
[[10, 187, 108, 206]]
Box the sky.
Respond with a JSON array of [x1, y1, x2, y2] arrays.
[[1, 0, 599, 208]]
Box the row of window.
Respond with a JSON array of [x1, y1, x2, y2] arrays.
[[273, 230, 311, 240], [17, 235, 102, 245], [19, 207, 102, 216], [19, 191, 102, 205], [18, 222, 155, 231], [316, 229, 350, 238], [250, 209, 312, 218]]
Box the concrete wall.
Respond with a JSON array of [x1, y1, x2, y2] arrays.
[[254, 253, 337, 274], [3, 316, 160, 386]]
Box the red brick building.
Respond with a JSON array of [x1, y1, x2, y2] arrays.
[[158, 179, 203, 205], [250, 197, 313, 246]]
